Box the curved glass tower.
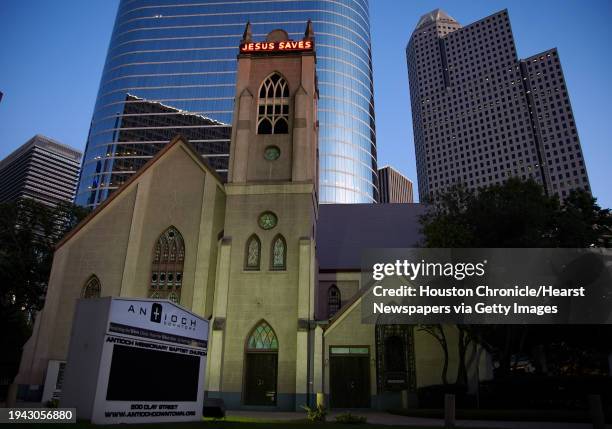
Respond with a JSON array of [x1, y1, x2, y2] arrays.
[[76, 0, 378, 207]]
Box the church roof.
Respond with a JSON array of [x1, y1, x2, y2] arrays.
[[316, 203, 427, 271], [55, 135, 222, 250], [415, 9, 458, 29]]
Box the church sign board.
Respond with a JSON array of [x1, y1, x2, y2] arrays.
[[60, 297, 208, 424]]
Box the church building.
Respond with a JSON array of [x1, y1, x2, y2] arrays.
[[14, 23, 490, 411]]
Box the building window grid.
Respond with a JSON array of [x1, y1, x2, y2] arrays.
[[407, 11, 588, 199]]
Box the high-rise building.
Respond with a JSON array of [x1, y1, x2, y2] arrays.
[[378, 166, 413, 203], [76, 0, 378, 207], [0, 135, 82, 207], [407, 9, 590, 201], [84, 94, 231, 202]]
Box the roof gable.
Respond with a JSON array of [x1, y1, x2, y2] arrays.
[[56, 135, 223, 249]]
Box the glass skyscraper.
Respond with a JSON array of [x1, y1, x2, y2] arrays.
[[76, 0, 377, 207]]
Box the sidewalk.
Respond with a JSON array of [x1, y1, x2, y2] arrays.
[[227, 410, 611, 428]]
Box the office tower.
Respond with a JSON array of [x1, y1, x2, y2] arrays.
[[76, 0, 378, 207], [89, 94, 231, 195], [407, 9, 590, 201], [0, 135, 82, 207], [378, 166, 413, 203]]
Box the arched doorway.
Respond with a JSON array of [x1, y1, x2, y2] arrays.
[[243, 321, 278, 406], [375, 324, 416, 392]]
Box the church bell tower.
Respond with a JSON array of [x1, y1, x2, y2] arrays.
[[207, 22, 319, 410]]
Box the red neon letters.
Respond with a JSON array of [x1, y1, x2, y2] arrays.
[[240, 40, 313, 53]]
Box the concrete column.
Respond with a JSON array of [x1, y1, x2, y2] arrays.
[[206, 329, 225, 395], [313, 326, 324, 404], [206, 238, 232, 394], [292, 87, 311, 182], [295, 330, 308, 410], [191, 177, 216, 317], [297, 237, 312, 319], [231, 90, 253, 183], [228, 57, 251, 183], [120, 177, 151, 296], [295, 238, 313, 409]]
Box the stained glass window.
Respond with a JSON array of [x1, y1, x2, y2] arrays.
[[82, 276, 101, 299], [247, 321, 278, 350], [257, 73, 289, 135], [271, 235, 286, 270], [328, 285, 341, 317], [264, 145, 281, 161], [258, 212, 277, 230], [150, 226, 184, 301], [245, 234, 261, 270]]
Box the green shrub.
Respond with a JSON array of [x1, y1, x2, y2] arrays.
[[334, 412, 367, 424], [301, 403, 327, 422], [46, 399, 59, 408]]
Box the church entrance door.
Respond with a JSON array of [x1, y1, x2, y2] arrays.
[[243, 321, 279, 406], [329, 347, 370, 408], [244, 352, 277, 405]]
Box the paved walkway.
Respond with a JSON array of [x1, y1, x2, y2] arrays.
[[227, 410, 610, 428]]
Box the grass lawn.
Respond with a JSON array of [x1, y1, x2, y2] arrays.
[[17, 415, 497, 429], [390, 408, 611, 423]]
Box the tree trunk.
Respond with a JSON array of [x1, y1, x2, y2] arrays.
[[456, 327, 469, 386]]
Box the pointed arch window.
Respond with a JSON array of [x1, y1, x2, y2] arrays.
[[246, 321, 279, 350], [328, 285, 341, 318], [257, 73, 289, 135], [245, 234, 261, 270], [150, 226, 184, 302], [82, 275, 101, 299], [270, 234, 286, 270]]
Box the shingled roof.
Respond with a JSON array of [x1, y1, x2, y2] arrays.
[[316, 203, 427, 271]]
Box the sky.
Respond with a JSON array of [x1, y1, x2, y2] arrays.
[[1, 0, 611, 207]]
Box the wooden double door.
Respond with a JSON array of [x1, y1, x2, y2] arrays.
[[244, 352, 278, 406], [329, 354, 370, 408]]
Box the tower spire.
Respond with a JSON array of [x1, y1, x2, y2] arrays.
[[304, 19, 314, 41], [241, 21, 252, 44]]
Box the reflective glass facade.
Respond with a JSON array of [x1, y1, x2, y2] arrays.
[[76, 0, 378, 207]]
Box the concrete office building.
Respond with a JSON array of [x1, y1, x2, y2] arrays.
[[378, 166, 414, 203], [407, 9, 590, 201], [0, 135, 82, 207], [76, 0, 378, 207]]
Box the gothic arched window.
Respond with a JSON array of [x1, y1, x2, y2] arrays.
[[245, 234, 261, 270], [270, 234, 286, 270], [150, 226, 184, 302], [257, 73, 289, 135], [328, 285, 341, 318], [82, 275, 101, 299], [246, 321, 279, 350]]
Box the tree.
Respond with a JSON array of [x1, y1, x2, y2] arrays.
[[422, 178, 611, 248], [418, 324, 450, 385], [0, 199, 90, 314], [420, 179, 612, 379], [555, 190, 612, 247], [0, 198, 90, 383]]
